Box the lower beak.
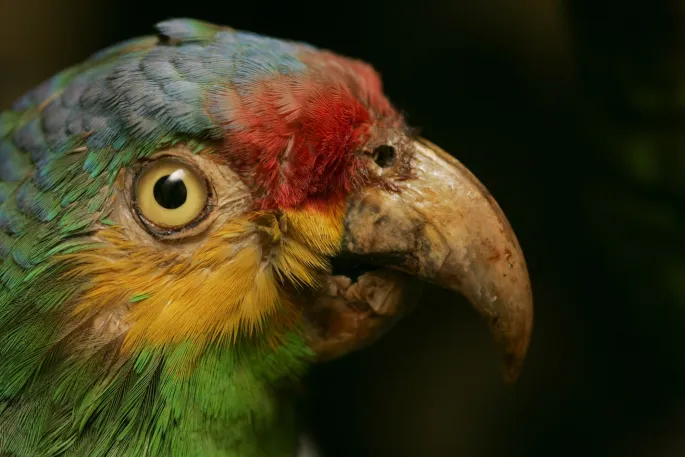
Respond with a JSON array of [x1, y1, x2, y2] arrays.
[[341, 138, 533, 382]]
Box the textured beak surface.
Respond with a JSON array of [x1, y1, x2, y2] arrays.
[[342, 138, 533, 382]]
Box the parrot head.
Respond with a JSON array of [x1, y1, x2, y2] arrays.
[[0, 18, 532, 455]]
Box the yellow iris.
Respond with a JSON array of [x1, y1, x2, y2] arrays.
[[135, 158, 208, 228]]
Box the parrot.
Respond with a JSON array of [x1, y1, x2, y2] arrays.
[[0, 18, 533, 457]]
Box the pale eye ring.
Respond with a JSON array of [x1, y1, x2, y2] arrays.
[[133, 158, 212, 235]]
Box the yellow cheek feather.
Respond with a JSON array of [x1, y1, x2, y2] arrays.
[[61, 199, 345, 352]]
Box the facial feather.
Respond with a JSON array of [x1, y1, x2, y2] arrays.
[[61, 201, 344, 352]]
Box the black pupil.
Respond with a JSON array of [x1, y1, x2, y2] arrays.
[[153, 173, 187, 209]]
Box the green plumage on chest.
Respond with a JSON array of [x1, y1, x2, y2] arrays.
[[1, 329, 311, 456]]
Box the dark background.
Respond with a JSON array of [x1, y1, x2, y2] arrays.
[[2, 1, 684, 456]]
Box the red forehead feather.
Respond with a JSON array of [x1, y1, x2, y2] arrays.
[[215, 50, 398, 209]]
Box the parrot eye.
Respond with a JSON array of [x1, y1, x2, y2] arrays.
[[133, 158, 211, 234]]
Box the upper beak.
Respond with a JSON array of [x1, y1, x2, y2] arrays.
[[341, 138, 533, 382]]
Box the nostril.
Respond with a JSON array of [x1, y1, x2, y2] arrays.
[[371, 145, 397, 169]]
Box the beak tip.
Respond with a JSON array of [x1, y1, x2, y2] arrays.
[[500, 311, 533, 384], [491, 288, 533, 384]]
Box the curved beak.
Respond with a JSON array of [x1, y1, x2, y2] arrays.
[[341, 138, 533, 382]]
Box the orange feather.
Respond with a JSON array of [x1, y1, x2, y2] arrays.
[[60, 201, 345, 354]]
